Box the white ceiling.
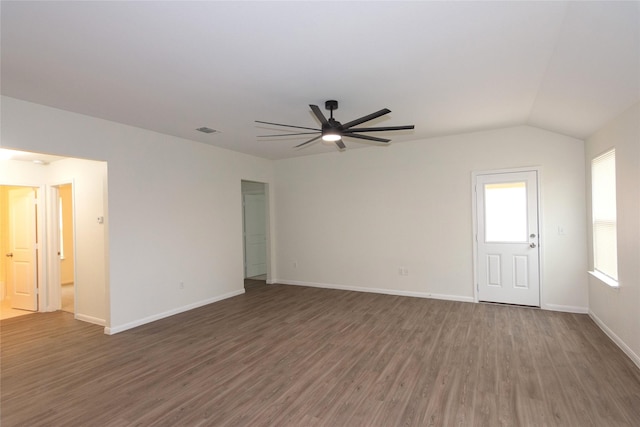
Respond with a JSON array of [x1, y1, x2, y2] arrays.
[[2, 1, 638, 160]]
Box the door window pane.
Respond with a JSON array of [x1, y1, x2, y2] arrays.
[[484, 182, 527, 242]]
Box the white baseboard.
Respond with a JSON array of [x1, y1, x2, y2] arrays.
[[589, 310, 640, 370], [75, 313, 106, 327], [276, 279, 475, 303], [542, 303, 589, 314], [277, 280, 593, 314], [104, 289, 245, 335]]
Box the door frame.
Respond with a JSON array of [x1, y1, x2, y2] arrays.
[[47, 181, 77, 314], [242, 193, 267, 278], [1, 183, 47, 312], [471, 166, 544, 305]]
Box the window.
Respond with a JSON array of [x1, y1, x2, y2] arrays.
[[484, 181, 528, 242], [591, 149, 617, 283]]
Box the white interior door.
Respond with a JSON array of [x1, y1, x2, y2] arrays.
[[8, 187, 38, 311], [476, 171, 540, 306], [243, 194, 266, 278]]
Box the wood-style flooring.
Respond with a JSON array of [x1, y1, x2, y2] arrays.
[[2, 284, 640, 426], [244, 277, 268, 292], [0, 299, 33, 320]]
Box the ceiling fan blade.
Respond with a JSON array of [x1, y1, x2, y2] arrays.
[[309, 105, 329, 125], [341, 108, 391, 129], [255, 120, 320, 132], [344, 125, 414, 133], [344, 133, 391, 143], [335, 139, 346, 150], [294, 135, 322, 148], [258, 131, 320, 137]]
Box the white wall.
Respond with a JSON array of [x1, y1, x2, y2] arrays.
[[585, 103, 640, 368], [48, 158, 108, 324], [1, 95, 592, 334], [1, 96, 274, 333], [274, 126, 588, 311]]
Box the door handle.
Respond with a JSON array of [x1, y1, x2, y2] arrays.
[[6, 253, 13, 257], [529, 243, 537, 248]]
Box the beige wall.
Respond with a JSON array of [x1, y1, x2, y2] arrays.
[[586, 103, 640, 368], [59, 184, 74, 285], [0, 187, 7, 298]]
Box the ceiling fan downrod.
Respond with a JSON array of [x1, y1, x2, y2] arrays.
[[325, 100, 338, 119]]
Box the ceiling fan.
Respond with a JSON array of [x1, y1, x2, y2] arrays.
[[256, 100, 415, 150]]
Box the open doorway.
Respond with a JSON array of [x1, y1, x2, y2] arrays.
[[0, 148, 109, 327], [57, 183, 75, 314], [241, 180, 268, 291]]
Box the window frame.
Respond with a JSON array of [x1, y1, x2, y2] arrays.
[[590, 148, 618, 287]]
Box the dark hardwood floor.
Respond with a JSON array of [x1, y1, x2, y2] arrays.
[[2, 284, 640, 426], [244, 277, 268, 292]]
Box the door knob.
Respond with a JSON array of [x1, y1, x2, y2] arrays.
[[529, 243, 537, 248], [6, 253, 13, 257]]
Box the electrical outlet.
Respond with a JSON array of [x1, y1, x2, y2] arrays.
[[179, 281, 184, 289], [398, 267, 409, 276], [293, 261, 298, 269]]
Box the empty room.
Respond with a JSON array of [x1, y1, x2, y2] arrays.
[[1, 1, 639, 426]]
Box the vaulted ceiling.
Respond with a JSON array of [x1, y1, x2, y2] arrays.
[[2, 1, 638, 160]]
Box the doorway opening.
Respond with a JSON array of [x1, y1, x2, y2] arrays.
[[241, 180, 269, 291], [0, 148, 109, 327], [57, 183, 75, 314]]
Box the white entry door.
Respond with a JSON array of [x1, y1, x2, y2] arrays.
[[243, 194, 266, 278], [8, 187, 38, 311], [476, 171, 540, 306]]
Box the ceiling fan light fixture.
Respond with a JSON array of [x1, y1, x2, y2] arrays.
[[322, 131, 341, 142]]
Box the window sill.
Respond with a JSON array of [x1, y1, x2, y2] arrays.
[[589, 270, 619, 289]]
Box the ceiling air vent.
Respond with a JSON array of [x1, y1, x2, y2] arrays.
[[196, 127, 217, 134]]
